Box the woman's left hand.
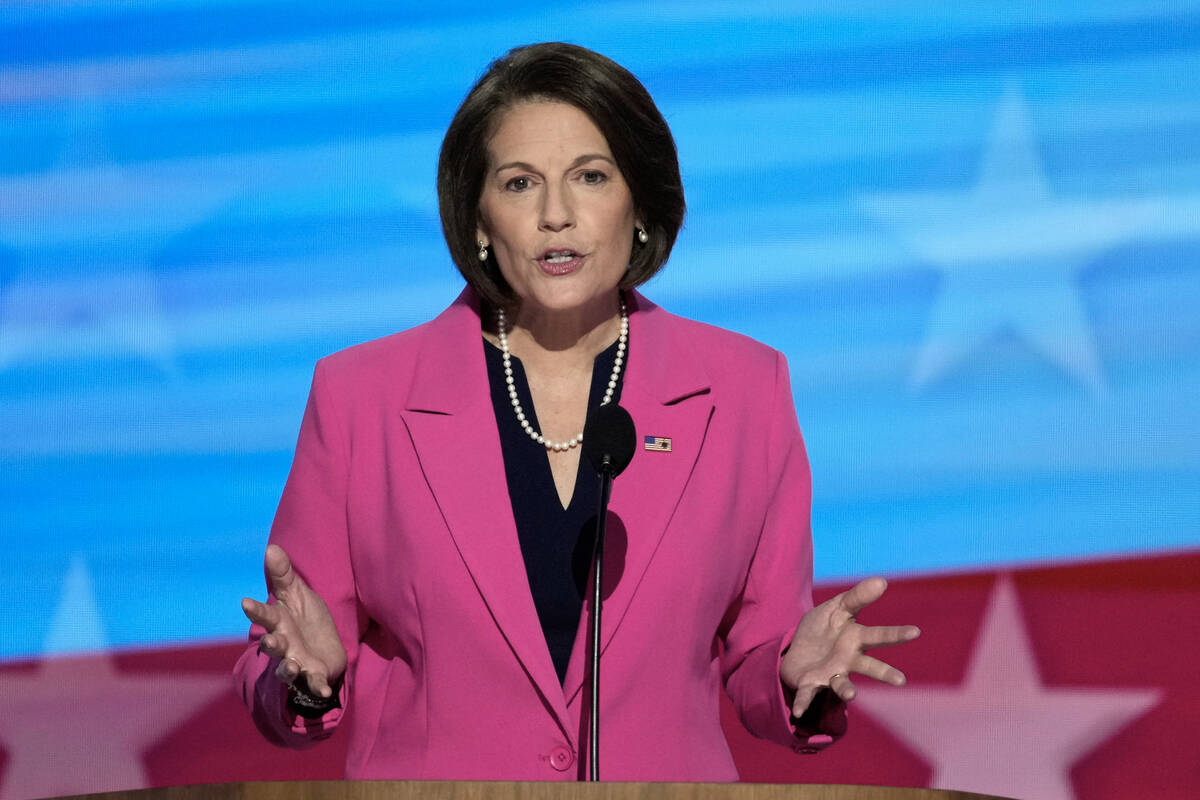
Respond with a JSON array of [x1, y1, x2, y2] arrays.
[[780, 577, 920, 717]]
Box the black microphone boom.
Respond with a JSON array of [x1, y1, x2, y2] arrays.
[[580, 402, 635, 781]]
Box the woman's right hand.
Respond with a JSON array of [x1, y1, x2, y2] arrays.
[[241, 544, 348, 698]]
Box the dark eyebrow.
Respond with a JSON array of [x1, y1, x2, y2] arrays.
[[492, 153, 616, 174]]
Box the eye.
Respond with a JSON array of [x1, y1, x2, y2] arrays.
[[504, 176, 532, 192], [580, 170, 607, 185]]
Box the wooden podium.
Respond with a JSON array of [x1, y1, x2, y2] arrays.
[[69, 782, 1016, 800]]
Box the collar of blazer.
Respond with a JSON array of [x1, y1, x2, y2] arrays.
[[403, 287, 710, 412], [401, 287, 715, 738]]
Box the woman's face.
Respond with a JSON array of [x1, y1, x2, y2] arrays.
[[476, 101, 637, 319]]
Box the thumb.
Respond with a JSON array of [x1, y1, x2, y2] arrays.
[[265, 544, 302, 600], [840, 576, 888, 617]]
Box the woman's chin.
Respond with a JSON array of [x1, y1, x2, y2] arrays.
[[513, 285, 622, 323]]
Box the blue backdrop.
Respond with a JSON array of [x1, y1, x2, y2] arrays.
[[2, 1, 1198, 660]]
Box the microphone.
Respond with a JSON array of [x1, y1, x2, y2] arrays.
[[580, 402, 635, 782], [582, 403, 636, 477]]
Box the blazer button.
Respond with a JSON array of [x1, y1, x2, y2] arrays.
[[549, 745, 575, 771]]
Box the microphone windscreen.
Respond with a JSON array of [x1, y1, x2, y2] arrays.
[[583, 403, 636, 477]]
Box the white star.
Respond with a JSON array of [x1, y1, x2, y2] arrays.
[[0, 557, 229, 800], [0, 269, 179, 372], [853, 575, 1161, 800], [860, 84, 1162, 392], [0, 83, 237, 374]]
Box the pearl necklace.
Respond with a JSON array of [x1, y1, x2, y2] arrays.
[[496, 300, 628, 452]]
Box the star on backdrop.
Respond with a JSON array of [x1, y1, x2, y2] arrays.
[[0, 557, 230, 800], [0, 84, 237, 374], [852, 575, 1162, 800], [860, 84, 1162, 393]]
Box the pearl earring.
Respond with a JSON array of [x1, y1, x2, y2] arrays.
[[477, 242, 488, 262], [636, 227, 649, 244]]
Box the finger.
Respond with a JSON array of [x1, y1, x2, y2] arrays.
[[241, 597, 281, 630], [274, 655, 302, 685], [830, 672, 857, 702], [851, 654, 907, 687], [858, 624, 921, 650], [839, 577, 888, 617], [791, 685, 818, 718], [258, 630, 290, 659], [265, 544, 300, 599], [304, 670, 333, 699]]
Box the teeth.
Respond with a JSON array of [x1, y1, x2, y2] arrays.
[[545, 252, 575, 263]]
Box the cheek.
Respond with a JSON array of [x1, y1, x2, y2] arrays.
[[606, 194, 637, 233], [480, 203, 529, 248], [603, 206, 637, 249]]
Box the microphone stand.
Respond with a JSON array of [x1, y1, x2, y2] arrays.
[[580, 400, 634, 782], [588, 453, 615, 782]]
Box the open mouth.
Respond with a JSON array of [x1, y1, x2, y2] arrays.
[[542, 249, 579, 263], [537, 249, 584, 274]]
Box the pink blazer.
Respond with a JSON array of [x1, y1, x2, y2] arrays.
[[233, 288, 832, 781]]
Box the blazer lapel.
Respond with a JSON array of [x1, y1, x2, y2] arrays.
[[563, 291, 715, 704], [400, 290, 571, 732]]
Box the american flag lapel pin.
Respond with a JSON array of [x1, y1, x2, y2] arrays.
[[644, 435, 672, 452]]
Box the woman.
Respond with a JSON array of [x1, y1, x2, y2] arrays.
[[234, 42, 918, 781]]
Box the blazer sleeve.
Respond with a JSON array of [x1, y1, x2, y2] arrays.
[[232, 358, 366, 748], [718, 350, 847, 754]]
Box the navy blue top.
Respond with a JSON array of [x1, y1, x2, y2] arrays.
[[484, 335, 626, 684]]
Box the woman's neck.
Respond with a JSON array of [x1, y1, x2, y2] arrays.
[[491, 292, 623, 372]]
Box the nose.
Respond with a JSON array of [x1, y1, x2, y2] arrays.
[[538, 181, 574, 232]]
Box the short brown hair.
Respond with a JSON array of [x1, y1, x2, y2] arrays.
[[437, 42, 686, 309]]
